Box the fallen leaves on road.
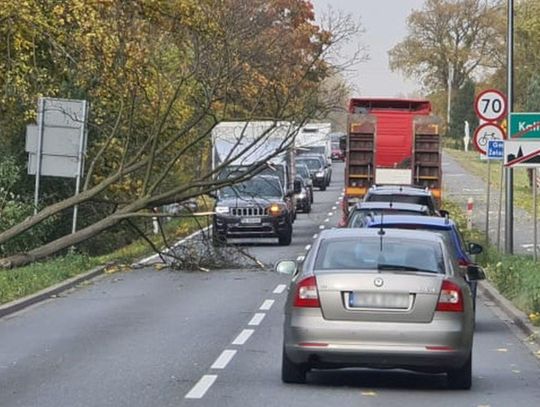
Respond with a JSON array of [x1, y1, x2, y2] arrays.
[[361, 391, 377, 397], [496, 348, 508, 352], [105, 264, 133, 274]]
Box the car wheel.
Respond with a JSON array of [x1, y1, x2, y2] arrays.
[[281, 347, 307, 384], [310, 192, 314, 204], [278, 222, 292, 246], [319, 184, 326, 191], [305, 201, 311, 214], [447, 352, 472, 390]]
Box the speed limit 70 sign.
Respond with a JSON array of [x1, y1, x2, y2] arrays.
[[474, 89, 507, 122]]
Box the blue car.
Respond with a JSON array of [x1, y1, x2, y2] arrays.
[[361, 215, 484, 309]]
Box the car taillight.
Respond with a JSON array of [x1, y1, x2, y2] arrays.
[[293, 276, 320, 308], [457, 258, 469, 267], [436, 280, 464, 312]]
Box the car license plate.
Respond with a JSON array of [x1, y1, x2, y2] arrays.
[[349, 292, 409, 309], [240, 217, 261, 224]]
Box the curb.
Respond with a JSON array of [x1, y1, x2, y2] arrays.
[[0, 265, 107, 319], [478, 279, 539, 343]]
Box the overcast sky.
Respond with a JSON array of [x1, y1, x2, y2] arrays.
[[311, 0, 426, 98]]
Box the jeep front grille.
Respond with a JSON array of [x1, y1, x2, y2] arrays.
[[231, 207, 268, 216]]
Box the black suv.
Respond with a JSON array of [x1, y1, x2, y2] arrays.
[[212, 175, 300, 246], [296, 155, 330, 191]]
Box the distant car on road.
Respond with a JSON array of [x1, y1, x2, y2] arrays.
[[276, 228, 484, 389], [364, 215, 483, 308], [295, 163, 314, 204], [296, 155, 330, 191], [341, 201, 433, 228], [294, 176, 311, 213]]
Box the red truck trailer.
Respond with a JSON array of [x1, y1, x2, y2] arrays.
[[343, 98, 442, 213]]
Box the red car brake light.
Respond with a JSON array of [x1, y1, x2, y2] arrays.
[[436, 279, 464, 312], [293, 276, 320, 308]]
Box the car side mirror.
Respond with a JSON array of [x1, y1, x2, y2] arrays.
[[467, 242, 483, 255], [293, 180, 302, 194], [275, 260, 297, 275], [466, 264, 485, 281], [439, 209, 449, 218]]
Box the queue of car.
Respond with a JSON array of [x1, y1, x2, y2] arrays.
[[276, 183, 486, 390]]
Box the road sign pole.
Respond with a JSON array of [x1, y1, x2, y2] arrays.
[[33, 98, 45, 215], [497, 162, 504, 250], [534, 168, 538, 261], [71, 100, 88, 235], [505, 0, 514, 254], [485, 159, 491, 246]]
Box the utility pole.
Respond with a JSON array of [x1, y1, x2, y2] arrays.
[[505, 0, 514, 254]]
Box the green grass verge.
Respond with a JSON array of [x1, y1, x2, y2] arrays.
[[0, 215, 210, 305], [443, 200, 540, 326], [445, 148, 538, 214]]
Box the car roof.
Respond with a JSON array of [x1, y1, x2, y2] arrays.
[[318, 227, 447, 243], [353, 201, 429, 212], [367, 185, 432, 196], [365, 215, 455, 229]]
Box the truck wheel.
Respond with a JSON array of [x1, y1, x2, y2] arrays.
[[447, 352, 472, 390], [278, 223, 292, 246], [281, 347, 307, 384]]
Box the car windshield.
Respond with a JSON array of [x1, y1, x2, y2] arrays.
[[348, 209, 427, 227], [314, 237, 444, 274], [219, 177, 282, 198], [295, 166, 310, 179], [297, 158, 322, 170]]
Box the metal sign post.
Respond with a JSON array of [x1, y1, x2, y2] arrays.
[[33, 98, 45, 214], [72, 100, 88, 234], [534, 168, 538, 261], [485, 159, 491, 245], [505, 0, 514, 254], [486, 140, 504, 246], [497, 162, 504, 250]]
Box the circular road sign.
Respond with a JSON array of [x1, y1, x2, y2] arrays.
[[473, 123, 506, 155], [474, 89, 507, 122]]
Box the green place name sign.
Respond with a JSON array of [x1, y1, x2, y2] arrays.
[[510, 112, 540, 139]]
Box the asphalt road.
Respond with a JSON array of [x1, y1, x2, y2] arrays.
[[1, 161, 539, 407]]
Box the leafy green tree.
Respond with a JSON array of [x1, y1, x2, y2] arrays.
[[389, 0, 503, 94], [449, 79, 478, 147]]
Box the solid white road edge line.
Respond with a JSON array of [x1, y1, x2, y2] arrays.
[[259, 299, 275, 311], [211, 350, 237, 369], [248, 313, 266, 326], [273, 284, 287, 294], [185, 375, 218, 399], [232, 329, 254, 345]]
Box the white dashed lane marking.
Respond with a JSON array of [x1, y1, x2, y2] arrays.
[[313, 233, 318, 239], [248, 313, 266, 326], [273, 284, 287, 294], [328, 212, 333, 216], [232, 329, 254, 345], [332, 206, 337, 210], [319, 225, 325, 230], [185, 375, 218, 399], [211, 350, 237, 369], [259, 299, 275, 311]]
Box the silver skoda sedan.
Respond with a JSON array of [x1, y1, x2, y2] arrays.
[[275, 228, 484, 389]]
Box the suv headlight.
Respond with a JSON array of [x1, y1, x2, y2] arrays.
[[215, 206, 229, 214], [316, 171, 325, 177], [268, 203, 285, 216]]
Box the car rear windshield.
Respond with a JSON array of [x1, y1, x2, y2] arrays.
[[348, 209, 428, 227], [297, 158, 322, 170], [314, 237, 444, 274], [366, 194, 431, 207]]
